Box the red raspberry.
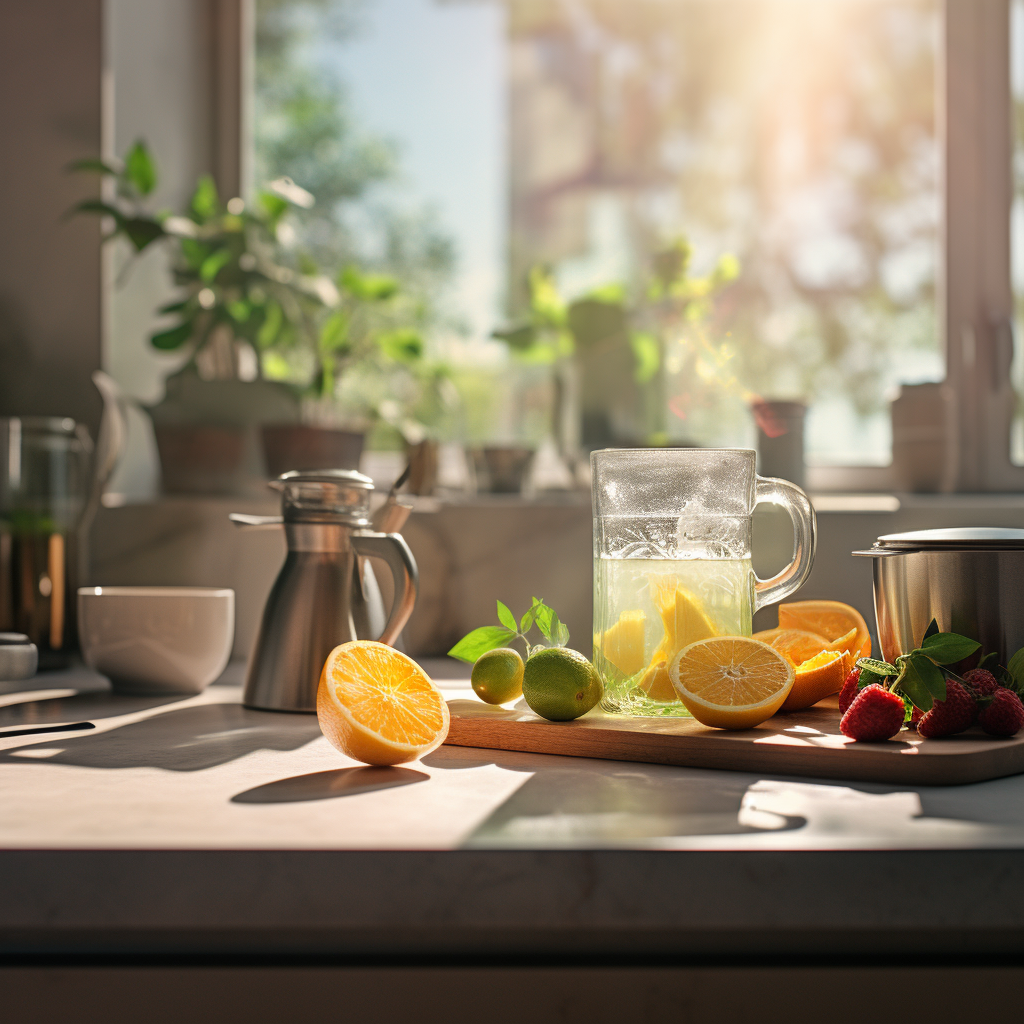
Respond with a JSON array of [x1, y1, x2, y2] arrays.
[[917, 679, 976, 738], [977, 689, 1024, 737], [840, 684, 905, 742], [962, 668, 999, 699], [838, 667, 861, 715]]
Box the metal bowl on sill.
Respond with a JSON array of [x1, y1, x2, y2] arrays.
[[853, 528, 1024, 664]]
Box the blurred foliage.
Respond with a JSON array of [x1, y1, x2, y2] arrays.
[[252, 0, 461, 435], [254, 0, 455, 301], [505, 0, 940, 441], [70, 142, 331, 365], [494, 239, 738, 440], [69, 141, 452, 437]]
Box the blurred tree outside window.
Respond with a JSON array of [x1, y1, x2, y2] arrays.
[[254, 0, 940, 465]]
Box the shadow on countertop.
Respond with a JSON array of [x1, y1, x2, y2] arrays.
[[232, 765, 428, 804], [0, 703, 323, 772], [0, 689, 178, 728]]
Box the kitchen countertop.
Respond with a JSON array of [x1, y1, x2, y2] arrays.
[[4, 660, 1024, 961]]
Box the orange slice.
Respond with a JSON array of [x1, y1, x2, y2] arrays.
[[669, 636, 795, 730], [317, 640, 450, 765], [752, 627, 832, 666], [828, 626, 860, 660], [778, 600, 871, 659], [781, 648, 848, 711]]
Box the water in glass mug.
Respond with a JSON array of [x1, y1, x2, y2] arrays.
[[593, 555, 754, 716]]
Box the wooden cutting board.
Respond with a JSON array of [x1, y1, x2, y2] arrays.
[[443, 696, 1024, 786]]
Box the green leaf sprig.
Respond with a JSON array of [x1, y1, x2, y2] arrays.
[[853, 620, 980, 713], [448, 598, 569, 663]]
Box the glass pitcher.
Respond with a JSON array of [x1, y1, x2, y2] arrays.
[[0, 417, 93, 667], [592, 448, 816, 716]]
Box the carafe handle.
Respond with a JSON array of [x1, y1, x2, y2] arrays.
[[351, 532, 419, 645], [752, 476, 816, 613]]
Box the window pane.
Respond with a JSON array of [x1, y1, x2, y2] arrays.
[[254, 0, 940, 464]]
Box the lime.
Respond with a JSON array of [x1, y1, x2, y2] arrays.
[[471, 647, 525, 705], [522, 647, 603, 721]]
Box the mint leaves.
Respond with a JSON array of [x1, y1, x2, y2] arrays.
[[448, 598, 570, 663], [853, 619, 980, 712], [1007, 649, 1024, 692], [918, 631, 982, 665]]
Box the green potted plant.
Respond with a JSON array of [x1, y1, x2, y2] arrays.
[[71, 141, 434, 488], [262, 265, 429, 477], [71, 141, 334, 491]]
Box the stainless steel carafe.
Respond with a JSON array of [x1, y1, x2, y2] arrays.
[[232, 469, 417, 712]]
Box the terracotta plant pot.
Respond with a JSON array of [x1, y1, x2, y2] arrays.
[[260, 424, 365, 477], [153, 423, 246, 495]]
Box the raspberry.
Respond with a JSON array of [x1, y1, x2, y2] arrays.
[[977, 689, 1024, 738], [963, 668, 999, 699], [840, 684, 905, 742], [917, 679, 976, 738], [838, 667, 861, 715]]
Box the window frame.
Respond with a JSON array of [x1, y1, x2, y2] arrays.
[[943, 0, 1022, 491]]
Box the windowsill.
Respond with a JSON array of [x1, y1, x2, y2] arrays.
[[101, 487, 1024, 514]]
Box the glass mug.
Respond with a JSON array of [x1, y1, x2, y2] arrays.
[[592, 448, 816, 716]]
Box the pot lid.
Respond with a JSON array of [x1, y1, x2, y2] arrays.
[[874, 527, 1024, 550], [270, 468, 374, 523]]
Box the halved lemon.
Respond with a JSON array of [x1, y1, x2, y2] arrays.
[[778, 600, 872, 659], [669, 636, 795, 730], [317, 640, 450, 765], [781, 648, 849, 711]]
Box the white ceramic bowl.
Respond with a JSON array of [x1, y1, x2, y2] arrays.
[[78, 587, 234, 694]]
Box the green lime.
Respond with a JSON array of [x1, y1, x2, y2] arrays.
[[471, 647, 525, 705], [522, 647, 603, 721]]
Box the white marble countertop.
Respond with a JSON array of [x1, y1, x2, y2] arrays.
[[3, 660, 1024, 958]]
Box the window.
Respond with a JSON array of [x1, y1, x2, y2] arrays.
[[249, 0, 1023, 490]]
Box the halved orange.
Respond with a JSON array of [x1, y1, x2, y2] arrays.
[[752, 627, 832, 666], [669, 636, 795, 730], [317, 640, 450, 765], [778, 600, 871, 659], [781, 648, 849, 711]]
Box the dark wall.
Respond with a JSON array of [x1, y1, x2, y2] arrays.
[[0, 0, 104, 435]]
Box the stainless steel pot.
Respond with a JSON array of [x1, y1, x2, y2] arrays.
[[853, 528, 1024, 663]]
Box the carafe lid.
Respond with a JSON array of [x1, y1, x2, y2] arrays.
[[873, 527, 1024, 550], [270, 468, 374, 524]]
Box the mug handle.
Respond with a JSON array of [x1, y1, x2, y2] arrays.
[[752, 476, 817, 614], [351, 532, 419, 645]]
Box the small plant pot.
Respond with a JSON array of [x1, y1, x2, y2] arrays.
[[405, 439, 439, 495], [153, 423, 247, 495], [469, 446, 536, 494], [752, 400, 806, 488], [261, 424, 365, 477]]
